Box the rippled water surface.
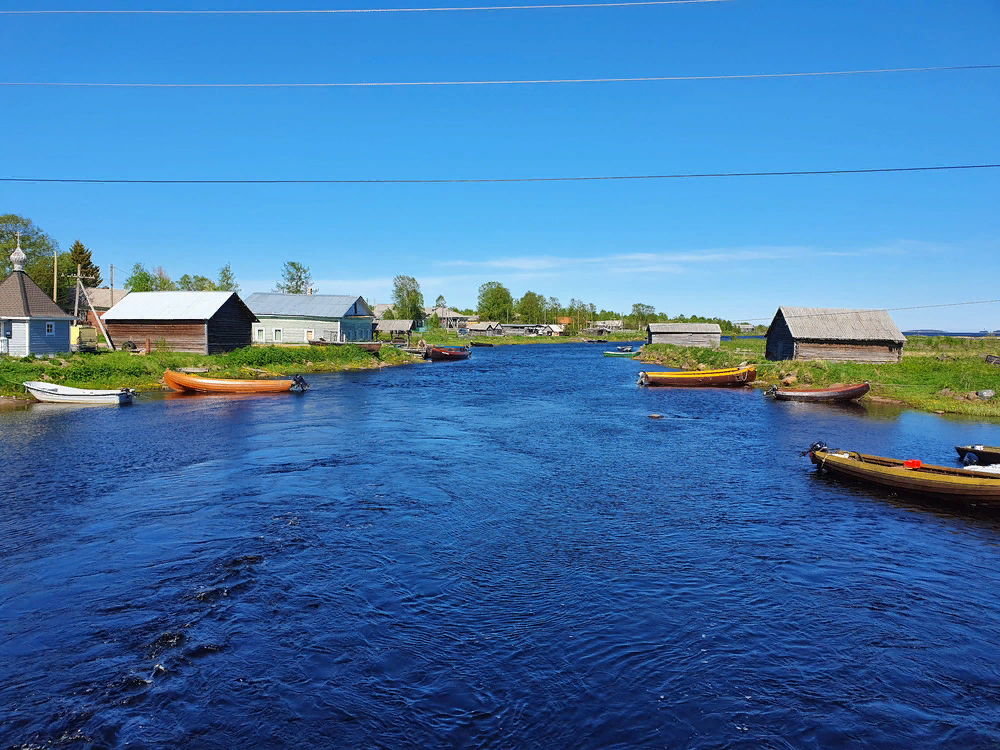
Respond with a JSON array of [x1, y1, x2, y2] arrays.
[[3, 343, 1000, 749]]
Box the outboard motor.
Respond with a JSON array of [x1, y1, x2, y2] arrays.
[[764, 384, 778, 398], [291, 374, 309, 391], [802, 440, 828, 457], [963, 452, 979, 466]]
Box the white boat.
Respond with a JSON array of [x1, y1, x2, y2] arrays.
[[23, 381, 135, 405]]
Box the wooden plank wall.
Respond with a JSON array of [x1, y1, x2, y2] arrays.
[[106, 322, 206, 353], [794, 342, 904, 363], [648, 332, 721, 349], [207, 296, 256, 354], [765, 314, 795, 360]]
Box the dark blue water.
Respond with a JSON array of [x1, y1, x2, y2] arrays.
[[3, 343, 1000, 749]]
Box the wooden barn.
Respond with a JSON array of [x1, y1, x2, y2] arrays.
[[102, 291, 258, 354], [765, 306, 906, 362], [646, 323, 721, 349]]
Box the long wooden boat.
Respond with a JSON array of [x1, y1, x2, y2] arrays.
[[163, 370, 307, 394], [469, 342, 495, 347], [603, 351, 639, 358], [23, 381, 134, 405], [309, 339, 381, 353], [428, 346, 471, 361], [637, 364, 756, 387], [809, 445, 1000, 504], [956, 445, 1000, 466], [765, 382, 870, 403]]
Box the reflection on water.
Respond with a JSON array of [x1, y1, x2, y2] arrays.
[[3, 343, 1000, 749]]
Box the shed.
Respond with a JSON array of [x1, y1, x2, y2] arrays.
[[646, 323, 721, 349], [102, 291, 257, 354], [0, 237, 74, 356], [245, 292, 373, 345], [468, 321, 501, 337], [765, 306, 906, 362], [424, 306, 471, 329], [68, 285, 129, 327]]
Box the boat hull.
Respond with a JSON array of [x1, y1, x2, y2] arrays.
[[604, 351, 639, 358], [956, 445, 1000, 465], [811, 448, 1000, 503], [637, 365, 756, 387], [23, 381, 133, 405], [163, 370, 298, 394], [428, 347, 471, 361], [769, 382, 870, 403]]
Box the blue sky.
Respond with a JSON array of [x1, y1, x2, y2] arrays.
[[2, 0, 998, 328]]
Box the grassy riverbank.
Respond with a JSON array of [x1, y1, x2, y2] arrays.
[[639, 338, 1000, 418], [0, 344, 416, 400]]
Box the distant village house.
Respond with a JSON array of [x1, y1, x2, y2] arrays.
[[245, 292, 373, 344], [646, 323, 722, 349], [68, 285, 129, 327], [765, 306, 906, 362]]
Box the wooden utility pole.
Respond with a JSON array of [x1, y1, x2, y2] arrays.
[[52, 250, 58, 301], [69, 265, 115, 351], [109, 264, 114, 307], [74, 264, 82, 318]]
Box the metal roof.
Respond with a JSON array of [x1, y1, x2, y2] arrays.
[[647, 323, 721, 334], [103, 291, 243, 321], [0, 271, 74, 318], [376, 319, 414, 332], [468, 321, 499, 330], [772, 306, 906, 343], [245, 292, 372, 319]]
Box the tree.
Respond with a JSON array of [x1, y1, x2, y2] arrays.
[[177, 274, 217, 291], [0, 214, 59, 283], [631, 302, 656, 330], [516, 290, 546, 324], [23, 250, 73, 306], [548, 297, 562, 320], [434, 294, 447, 309], [67, 240, 103, 287], [274, 261, 314, 294], [391, 275, 425, 323], [427, 313, 441, 330], [216, 263, 240, 293], [125, 263, 177, 292], [477, 281, 514, 323]]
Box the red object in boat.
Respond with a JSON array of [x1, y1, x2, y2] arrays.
[[904, 459, 922, 469], [428, 346, 471, 361]]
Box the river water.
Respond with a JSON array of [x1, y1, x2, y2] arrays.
[[3, 343, 1000, 749]]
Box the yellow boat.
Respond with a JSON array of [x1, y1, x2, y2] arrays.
[[637, 364, 756, 387]]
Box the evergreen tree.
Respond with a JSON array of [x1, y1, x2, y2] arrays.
[[67, 240, 103, 287], [274, 261, 314, 294], [216, 263, 240, 293]]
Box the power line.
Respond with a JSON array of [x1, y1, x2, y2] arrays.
[[2, 163, 998, 185], [741, 299, 1000, 324], [0, 0, 733, 15], [4, 64, 996, 88]]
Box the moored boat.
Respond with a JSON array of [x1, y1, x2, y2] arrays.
[[163, 370, 307, 394], [637, 364, 756, 387], [603, 351, 639, 358], [428, 346, 471, 361], [616, 346, 634, 352], [469, 342, 495, 347], [956, 444, 1000, 466], [986, 355, 1000, 366], [808, 443, 1000, 504], [765, 382, 870, 403], [23, 381, 134, 405]]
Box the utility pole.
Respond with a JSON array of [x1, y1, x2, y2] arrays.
[[52, 250, 58, 301], [69, 265, 115, 350], [74, 264, 82, 318], [110, 264, 114, 307]]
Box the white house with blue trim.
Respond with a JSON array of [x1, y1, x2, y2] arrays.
[[0, 236, 74, 357], [244, 292, 374, 344]]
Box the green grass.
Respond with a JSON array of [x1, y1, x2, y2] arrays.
[[639, 338, 1000, 418], [0, 343, 419, 399]]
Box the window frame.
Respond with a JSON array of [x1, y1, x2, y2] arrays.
[[273, 328, 282, 342], [256, 327, 265, 342], [45, 321, 55, 336]]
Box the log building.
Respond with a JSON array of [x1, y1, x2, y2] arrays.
[[646, 323, 722, 349], [102, 291, 257, 354], [765, 306, 906, 363]]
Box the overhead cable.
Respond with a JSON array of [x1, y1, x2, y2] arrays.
[[0, 0, 733, 15], [3, 164, 999, 185], [4, 64, 997, 88], [741, 299, 1000, 323]]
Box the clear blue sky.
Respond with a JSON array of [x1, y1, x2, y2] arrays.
[[3, 0, 998, 329]]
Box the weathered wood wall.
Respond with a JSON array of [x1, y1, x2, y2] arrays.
[[207, 296, 255, 353], [106, 322, 206, 353], [765, 315, 795, 360], [793, 341, 904, 363], [648, 332, 721, 349]]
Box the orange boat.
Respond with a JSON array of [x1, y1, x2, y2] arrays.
[[163, 370, 308, 394]]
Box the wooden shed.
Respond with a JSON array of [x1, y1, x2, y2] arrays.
[[646, 323, 721, 349], [765, 306, 906, 362], [102, 291, 257, 354], [375, 319, 415, 343]]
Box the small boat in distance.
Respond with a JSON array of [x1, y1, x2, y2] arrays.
[[807, 442, 1000, 504], [986, 355, 1000, 366], [23, 381, 134, 405], [765, 382, 870, 403], [616, 346, 634, 352], [428, 346, 471, 361], [637, 364, 756, 387], [163, 370, 308, 394], [469, 342, 495, 347], [603, 351, 639, 358], [956, 445, 1000, 466]]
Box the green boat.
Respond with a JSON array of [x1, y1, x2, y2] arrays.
[[603, 351, 640, 358]]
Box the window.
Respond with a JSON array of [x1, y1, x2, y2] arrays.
[[273, 328, 282, 342], [256, 328, 265, 342], [45, 322, 55, 336], [305, 329, 314, 342]]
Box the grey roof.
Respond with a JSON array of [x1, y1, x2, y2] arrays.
[[772, 306, 906, 343], [425, 306, 467, 319], [0, 271, 74, 318], [69, 286, 129, 310], [468, 321, 499, 330], [245, 292, 372, 319], [104, 291, 245, 321], [376, 319, 414, 332], [372, 303, 394, 319], [647, 323, 722, 334]]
